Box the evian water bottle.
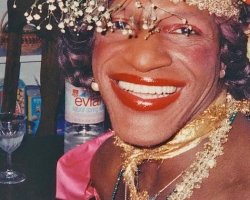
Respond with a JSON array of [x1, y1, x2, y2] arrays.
[[64, 81, 105, 153]]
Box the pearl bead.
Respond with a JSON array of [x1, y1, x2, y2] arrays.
[[91, 81, 99, 91]]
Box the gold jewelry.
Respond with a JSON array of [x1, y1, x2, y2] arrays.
[[114, 92, 250, 200], [170, 0, 239, 18]]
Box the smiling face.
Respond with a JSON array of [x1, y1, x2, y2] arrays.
[[92, 0, 223, 147]]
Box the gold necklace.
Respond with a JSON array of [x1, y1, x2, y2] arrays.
[[114, 93, 250, 200], [124, 114, 232, 200], [152, 114, 233, 200]]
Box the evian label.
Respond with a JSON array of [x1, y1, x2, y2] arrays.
[[65, 81, 105, 124]]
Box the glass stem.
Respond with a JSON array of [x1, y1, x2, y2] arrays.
[[7, 152, 13, 173]]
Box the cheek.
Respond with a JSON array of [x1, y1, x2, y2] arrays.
[[92, 35, 118, 66], [92, 45, 107, 81], [184, 44, 220, 76], [92, 41, 116, 79]]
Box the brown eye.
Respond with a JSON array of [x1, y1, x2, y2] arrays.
[[171, 25, 198, 36]]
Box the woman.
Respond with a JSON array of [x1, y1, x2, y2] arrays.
[[49, 0, 250, 199]]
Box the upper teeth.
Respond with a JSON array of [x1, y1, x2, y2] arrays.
[[118, 81, 177, 95]]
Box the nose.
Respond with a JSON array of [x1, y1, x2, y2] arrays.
[[124, 33, 172, 72]]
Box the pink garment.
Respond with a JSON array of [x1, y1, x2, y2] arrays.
[[56, 132, 113, 200]]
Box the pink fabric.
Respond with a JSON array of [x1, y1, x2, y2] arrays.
[[56, 132, 113, 200]]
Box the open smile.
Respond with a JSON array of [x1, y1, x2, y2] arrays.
[[110, 74, 185, 111], [118, 81, 177, 99]]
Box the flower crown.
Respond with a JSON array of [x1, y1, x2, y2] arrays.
[[22, 0, 246, 35]]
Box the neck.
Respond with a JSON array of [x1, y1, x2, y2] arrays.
[[113, 92, 250, 200]]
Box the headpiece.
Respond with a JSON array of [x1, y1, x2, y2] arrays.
[[22, 0, 246, 34], [171, 0, 240, 18], [18, 0, 250, 59]]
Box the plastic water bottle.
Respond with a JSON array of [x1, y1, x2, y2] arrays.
[[64, 81, 105, 153]]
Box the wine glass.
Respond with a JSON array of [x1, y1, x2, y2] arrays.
[[0, 112, 26, 184]]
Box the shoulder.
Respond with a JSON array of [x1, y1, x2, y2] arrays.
[[229, 113, 250, 151], [91, 135, 123, 177], [218, 113, 250, 196], [225, 113, 250, 167]]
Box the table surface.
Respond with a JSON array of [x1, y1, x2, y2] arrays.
[[0, 134, 64, 200]]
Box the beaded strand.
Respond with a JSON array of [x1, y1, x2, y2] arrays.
[[110, 112, 239, 200], [111, 169, 124, 200]]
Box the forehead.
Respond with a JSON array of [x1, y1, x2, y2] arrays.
[[109, 0, 215, 24]]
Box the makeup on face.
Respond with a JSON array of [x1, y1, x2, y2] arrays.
[[92, 0, 222, 146]]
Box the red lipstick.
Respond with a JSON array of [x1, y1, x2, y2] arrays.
[[110, 74, 184, 111]]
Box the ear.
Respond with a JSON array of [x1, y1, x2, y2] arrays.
[[219, 62, 226, 79]]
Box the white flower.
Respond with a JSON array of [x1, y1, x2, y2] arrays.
[[96, 20, 102, 26], [24, 12, 29, 17], [65, 1, 70, 6], [26, 15, 33, 21], [74, 1, 80, 7], [135, 1, 142, 8], [103, 11, 110, 19], [122, 29, 127, 35], [64, 18, 70, 23], [63, 8, 68, 13], [46, 23, 53, 30], [49, 4, 57, 11], [96, 27, 103, 32], [77, 10, 83, 16], [98, 5, 105, 12], [86, 6, 93, 13], [107, 21, 113, 27], [36, 25, 41, 30], [89, 0, 95, 6], [34, 14, 41, 20], [58, 22, 65, 28], [92, 16, 99, 21], [87, 25, 93, 30], [142, 23, 148, 30], [38, 4, 42, 10], [58, 2, 64, 8], [85, 15, 93, 23]]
